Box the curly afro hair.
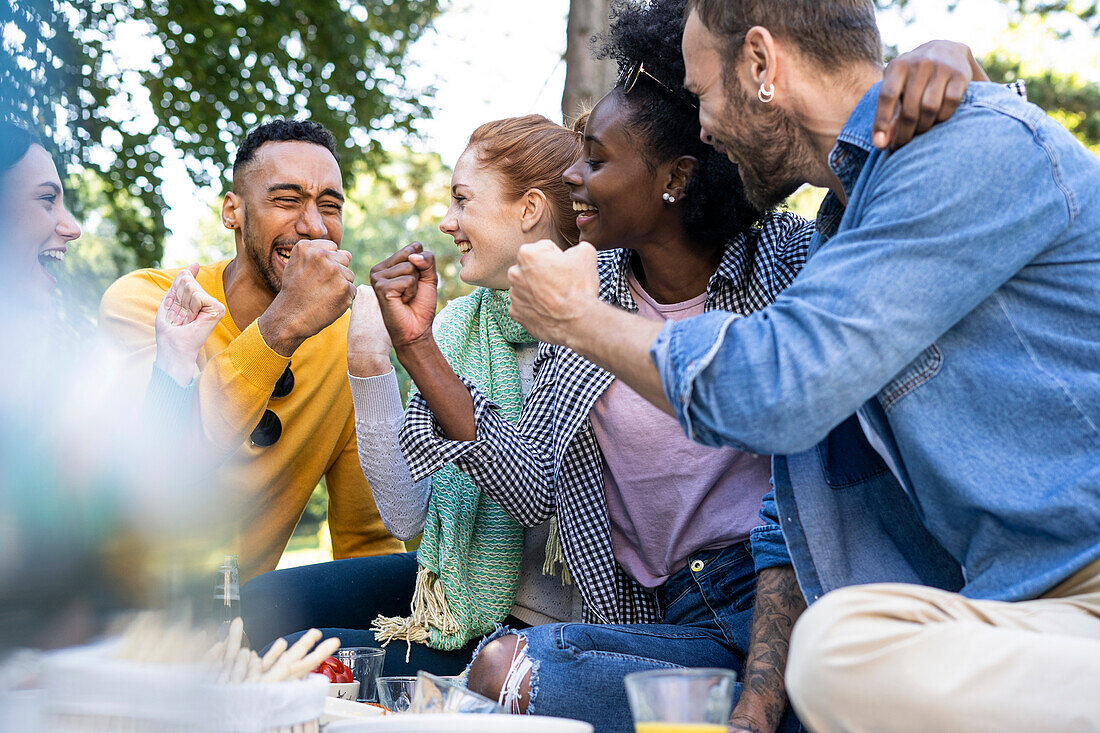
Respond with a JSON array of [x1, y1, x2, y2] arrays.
[[597, 0, 762, 251]]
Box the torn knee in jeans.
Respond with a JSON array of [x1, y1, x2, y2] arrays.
[[467, 630, 535, 714]]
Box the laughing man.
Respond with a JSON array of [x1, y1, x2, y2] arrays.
[[100, 120, 403, 580]]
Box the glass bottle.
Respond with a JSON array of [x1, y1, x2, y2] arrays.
[[213, 554, 240, 627]]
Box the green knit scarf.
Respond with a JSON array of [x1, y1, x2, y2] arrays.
[[373, 287, 542, 652]]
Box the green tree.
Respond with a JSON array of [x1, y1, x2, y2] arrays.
[[2, 0, 442, 268], [875, 1, 1099, 151], [341, 147, 468, 303], [981, 53, 1100, 149], [337, 146, 469, 398], [876, 0, 1100, 33]]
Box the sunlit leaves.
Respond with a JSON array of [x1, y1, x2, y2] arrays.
[[2, 0, 441, 267]]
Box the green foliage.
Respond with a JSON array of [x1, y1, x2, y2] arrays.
[[54, 170, 142, 328], [982, 53, 1100, 149], [877, 1, 1099, 153], [876, 0, 1100, 34], [340, 146, 470, 399], [341, 148, 468, 300], [2, 0, 442, 268]]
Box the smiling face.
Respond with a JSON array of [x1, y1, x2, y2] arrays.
[[682, 10, 808, 210], [561, 92, 669, 251], [439, 145, 531, 290], [0, 144, 81, 303], [228, 140, 344, 294]]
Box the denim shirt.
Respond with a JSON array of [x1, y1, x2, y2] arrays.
[[651, 82, 1100, 603]]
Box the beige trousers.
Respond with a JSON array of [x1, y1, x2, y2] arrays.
[[786, 556, 1100, 732]]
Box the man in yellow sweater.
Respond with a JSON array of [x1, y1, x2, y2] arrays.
[[99, 120, 402, 580]]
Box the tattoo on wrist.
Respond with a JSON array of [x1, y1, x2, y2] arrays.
[[741, 568, 806, 730]]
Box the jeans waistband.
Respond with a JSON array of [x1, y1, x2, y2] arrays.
[[655, 540, 753, 611]]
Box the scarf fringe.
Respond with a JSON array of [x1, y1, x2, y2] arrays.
[[542, 515, 572, 586], [372, 567, 459, 661]]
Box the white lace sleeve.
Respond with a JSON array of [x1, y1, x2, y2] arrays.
[[349, 368, 430, 540]]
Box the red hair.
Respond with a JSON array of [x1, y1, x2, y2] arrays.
[[467, 115, 583, 247]]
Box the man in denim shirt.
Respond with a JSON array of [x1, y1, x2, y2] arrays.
[[504, 0, 1100, 729]]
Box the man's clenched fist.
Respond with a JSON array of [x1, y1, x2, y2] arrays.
[[507, 240, 600, 347], [259, 239, 356, 356]]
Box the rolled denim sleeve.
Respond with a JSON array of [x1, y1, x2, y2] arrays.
[[748, 486, 791, 574], [652, 96, 1073, 456]]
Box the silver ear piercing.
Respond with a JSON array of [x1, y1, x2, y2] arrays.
[[663, 192, 677, 203]]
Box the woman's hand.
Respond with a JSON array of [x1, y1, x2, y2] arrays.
[[874, 41, 988, 150], [154, 264, 225, 386], [347, 284, 394, 377], [369, 242, 439, 351]]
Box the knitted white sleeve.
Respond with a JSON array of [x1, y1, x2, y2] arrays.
[[349, 369, 431, 541]]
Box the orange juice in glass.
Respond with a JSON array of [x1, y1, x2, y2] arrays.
[[625, 668, 736, 732], [635, 724, 728, 733]]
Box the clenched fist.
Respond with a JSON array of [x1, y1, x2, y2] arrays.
[[347, 284, 393, 377], [259, 239, 356, 357], [154, 263, 226, 386], [507, 240, 599, 347], [370, 242, 438, 351]]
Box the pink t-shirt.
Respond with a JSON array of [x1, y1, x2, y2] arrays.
[[589, 271, 771, 589]]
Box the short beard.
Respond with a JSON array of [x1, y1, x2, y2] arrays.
[[241, 208, 291, 295], [724, 79, 813, 211]]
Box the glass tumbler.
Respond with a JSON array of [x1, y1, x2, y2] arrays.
[[624, 668, 737, 732], [334, 646, 386, 703], [409, 671, 506, 714]]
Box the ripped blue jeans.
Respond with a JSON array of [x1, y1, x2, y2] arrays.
[[471, 542, 802, 733]]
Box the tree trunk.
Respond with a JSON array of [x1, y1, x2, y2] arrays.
[[561, 0, 616, 125]]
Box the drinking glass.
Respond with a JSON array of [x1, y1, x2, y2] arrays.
[[409, 671, 506, 714], [624, 668, 737, 732], [376, 675, 418, 713], [334, 647, 386, 703]]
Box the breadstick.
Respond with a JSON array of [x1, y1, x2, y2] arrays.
[[287, 636, 341, 681], [203, 639, 227, 667], [260, 637, 288, 672], [261, 628, 322, 682], [245, 651, 263, 682], [229, 647, 252, 684], [221, 618, 244, 666]]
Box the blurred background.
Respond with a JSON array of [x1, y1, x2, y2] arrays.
[[1, 0, 1098, 572]]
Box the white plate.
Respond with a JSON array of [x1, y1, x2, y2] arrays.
[[326, 713, 593, 732], [322, 697, 387, 723]]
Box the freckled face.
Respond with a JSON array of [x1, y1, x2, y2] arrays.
[[0, 144, 81, 304], [439, 146, 528, 290], [233, 141, 344, 294]]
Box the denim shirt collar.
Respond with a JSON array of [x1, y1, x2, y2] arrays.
[[814, 81, 882, 241]]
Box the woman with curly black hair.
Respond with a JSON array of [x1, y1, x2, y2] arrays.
[[375, 0, 984, 729]]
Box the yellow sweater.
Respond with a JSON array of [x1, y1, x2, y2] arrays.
[[99, 259, 403, 580]]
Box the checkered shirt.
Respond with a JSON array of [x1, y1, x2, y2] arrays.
[[401, 210, 814, 624]]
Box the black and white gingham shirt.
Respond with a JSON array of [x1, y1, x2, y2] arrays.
[[401, 211, 814, 625]]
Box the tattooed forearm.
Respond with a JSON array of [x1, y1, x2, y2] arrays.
[[728, 565, 807, 733]]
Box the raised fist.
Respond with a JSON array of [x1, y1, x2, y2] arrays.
[[369, 242, 438, 350], [347, 283, 394, 377], [260, 239, 356, 356], [154, 263, 226, 385]]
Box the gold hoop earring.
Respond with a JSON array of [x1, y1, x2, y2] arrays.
[[758, 83, 775, 104]]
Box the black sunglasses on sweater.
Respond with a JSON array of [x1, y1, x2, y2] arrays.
[[250, 365, 294, 448]]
